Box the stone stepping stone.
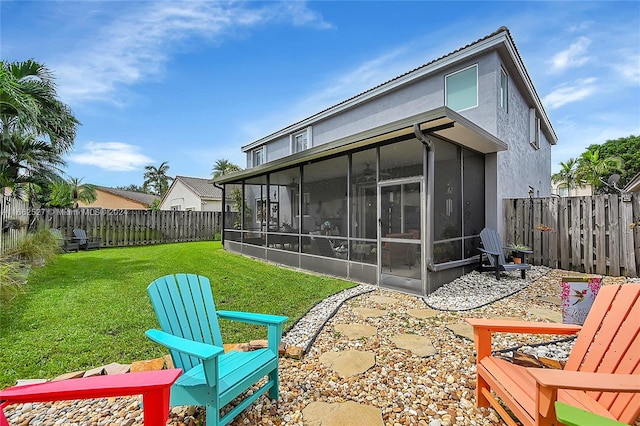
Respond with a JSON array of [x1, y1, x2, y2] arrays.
[[447, 323, 474, 341], [303, 400, 383, 426], [369, 295, 398, 304], [528, 307, 562, 323], [448, 317, 520, 341], [353, 307, 387, 318], [334, 323, 377, 339], [407, 308, 438, 319], [390, 334, 437, 357], [319, 350, 375, 377], [537, 296, 562, 306]]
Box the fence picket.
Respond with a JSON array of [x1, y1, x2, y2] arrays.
[[504, 194, 638, 277]]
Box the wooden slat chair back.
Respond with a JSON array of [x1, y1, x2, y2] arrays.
[[480, 228, 508, 266], [466, 284, 640, 426], [72, 228, 100, 250], [49, 228, 79, 252], [148, 274, 224, 372], [563, 284, 640, 422], [478, 227, 531, 280], [146, 274, 288, 426]]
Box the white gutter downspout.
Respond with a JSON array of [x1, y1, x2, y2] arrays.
[[413, 124, 435, 294]]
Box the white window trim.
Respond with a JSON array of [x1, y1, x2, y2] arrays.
[[252, 146, 265, 167], [529, 108, 540, 150], [445, 64, 478, 112], [290, 127, 313, 154], [500, 67, 508, 112]]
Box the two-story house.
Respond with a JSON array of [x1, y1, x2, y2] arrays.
[[214, 27, 556, 295]]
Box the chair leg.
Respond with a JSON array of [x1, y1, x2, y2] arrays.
[[521, 269, 526, 279], [268, 369, 279, 400], [495, 268, 500, 280], [206, 401, 221, 426]]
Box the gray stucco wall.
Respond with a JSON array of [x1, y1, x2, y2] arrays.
[[244, 49, 552, 234]]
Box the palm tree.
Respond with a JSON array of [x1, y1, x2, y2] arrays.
[[1, 59, 79, 156], [143, 161, 173, 196], [1, 59, 79, 200], [551, 158, 581, 195], [46, 177, 97, 208], [212, 159, 241, 178], [576, 149, 623, 193], [0, 132, 65, 193]]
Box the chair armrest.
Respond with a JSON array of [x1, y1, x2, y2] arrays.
[[217, 310, 288, 326], [478, 247, 502, 256], [514, 248, 533, 255], [465, 318, 582, 335], [145, 329, 224, 360], [528, 369, 640, 393], [465, 319, 581, 361]]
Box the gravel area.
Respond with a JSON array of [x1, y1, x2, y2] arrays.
[[4, 268, 637, 425]]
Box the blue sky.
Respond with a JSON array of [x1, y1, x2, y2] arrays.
[[2, 1, 639, 188]]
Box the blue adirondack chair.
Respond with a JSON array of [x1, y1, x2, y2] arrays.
[[478, 228, 532, 280], [145, 274, 288, 426]]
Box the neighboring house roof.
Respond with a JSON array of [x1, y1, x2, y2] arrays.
[[241, 26, 557, 153], [96, 186, 160, 206], [624, 172, 640, 193], [161, 176, 222, 206]]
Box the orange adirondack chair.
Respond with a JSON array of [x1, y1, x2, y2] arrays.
[[466, 284, 640, 426]]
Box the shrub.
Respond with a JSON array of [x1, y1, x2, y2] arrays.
[[8, 229, 59, 266], [0, 257, 28, 304]]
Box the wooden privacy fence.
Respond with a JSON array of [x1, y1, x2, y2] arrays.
[[34, 208, 222, 247], [503, 194, 640, 277], [0, 195, 28, 254]]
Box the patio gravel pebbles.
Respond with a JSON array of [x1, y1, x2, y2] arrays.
[[4, 268, 638, 426]]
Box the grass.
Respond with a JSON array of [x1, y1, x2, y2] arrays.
[[0, 241, 356, 388]]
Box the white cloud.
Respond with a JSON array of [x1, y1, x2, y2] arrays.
[[53, 1, 331, 105], [68, 142, 153, 171], [549, 36, 591, 73], [543, 77, 598, 109], [614, 51, 640, 84]]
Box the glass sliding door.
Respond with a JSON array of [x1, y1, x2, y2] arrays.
[[379, 179, 423, 295]]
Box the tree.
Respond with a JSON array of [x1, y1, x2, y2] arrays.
[[1, 59, 79, 157], [143, 161, 172, 196], [116, 183, 147, 193], [585, 135, 640, 189], [46, 177, 97, 208], [551, 158, 582, 194], [0, 59, 79, 195], [575, 148, 623, 194], [0, 132, 64, 192], [212, 159, 241, 178]]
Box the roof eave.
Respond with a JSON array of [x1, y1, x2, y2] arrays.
[[216, 107, 507, 184]]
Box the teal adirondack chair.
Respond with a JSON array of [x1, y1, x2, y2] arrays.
[[145, 274, 288, 426]]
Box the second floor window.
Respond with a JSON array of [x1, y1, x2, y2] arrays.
[[500, 68, 508, 111], [445, 64, 478, 112], [253, 148, 264, 166], [291, 128, 311, 154]]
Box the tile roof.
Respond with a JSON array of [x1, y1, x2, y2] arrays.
[[174, 176, 222, 199], [96, 187, 161, 206]]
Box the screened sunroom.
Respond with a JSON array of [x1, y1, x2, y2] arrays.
[[215, 108, 507, 295]]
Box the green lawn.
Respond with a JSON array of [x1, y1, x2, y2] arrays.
[[0, 241, 355, 388]]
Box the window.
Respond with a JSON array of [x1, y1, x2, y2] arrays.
[[291, 128, 311, 154], [445, 64, 478, 111], [500, 68, 508, 111], [253, 147, 264, 166], [529, 108, 540, 150]]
